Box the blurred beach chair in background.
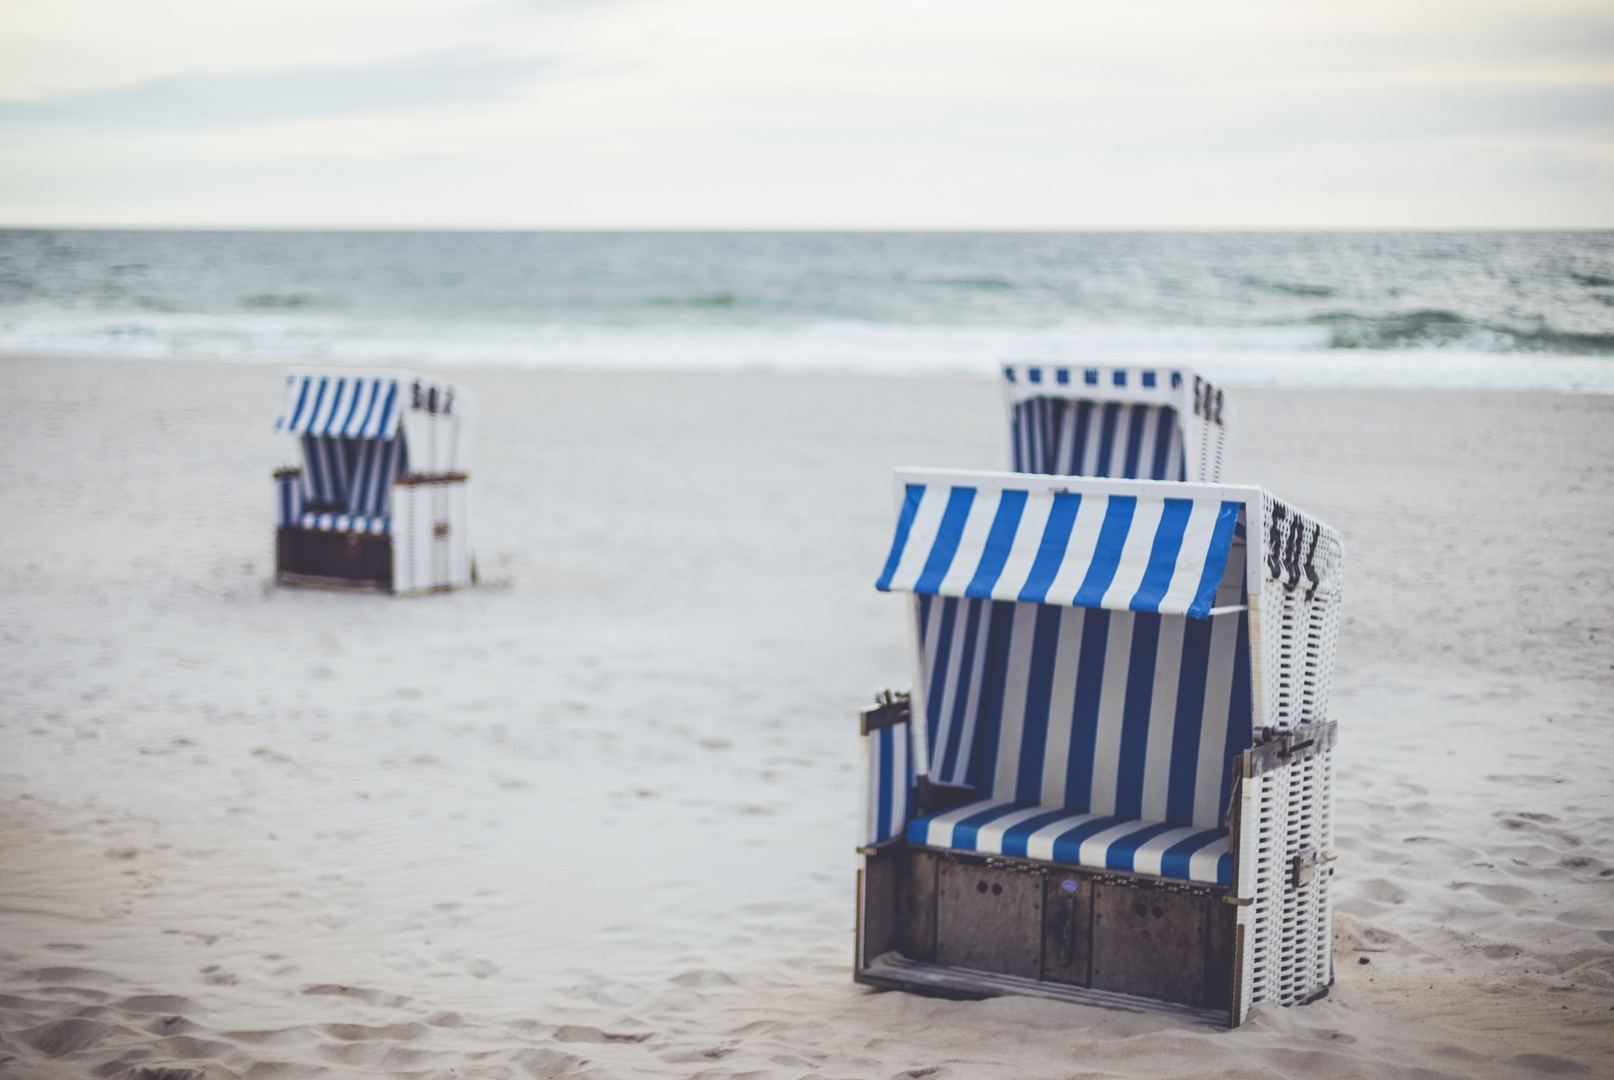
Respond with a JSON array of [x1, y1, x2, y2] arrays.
[[272, 368, 477, 594], [1002, 363, 1234, 482], [857, 467, 1341, 1026]]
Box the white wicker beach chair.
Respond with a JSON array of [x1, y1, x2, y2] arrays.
[[1002, 363, 1234, 482], [857, 467, 1341, 1026], [272, 368, 477, 594]]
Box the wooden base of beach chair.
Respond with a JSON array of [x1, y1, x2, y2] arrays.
[[275, 526, 393, 592], [856, 844, 1239, 1025]]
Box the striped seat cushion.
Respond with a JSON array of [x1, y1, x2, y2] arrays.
[[299, 511, 391, 535], [908, 798, 1232, 886]]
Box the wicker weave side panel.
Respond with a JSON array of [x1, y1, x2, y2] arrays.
[[1239, 747, 1335, 1014], [1274, 746, 1335, 1005], [390, 478, 474, 594], [1255, 494, 1345, 731], [1242, 765, 1288, 1012], [1181, 373, 1234, 484], [1233, 762, 1263, 1024]]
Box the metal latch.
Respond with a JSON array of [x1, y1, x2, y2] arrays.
[[1289, 847, 1337, 889], [1245, 720, 1338, 777]]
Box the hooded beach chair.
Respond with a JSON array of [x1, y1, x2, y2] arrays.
[[272, 368, 477, 594], [856, 467, 1342, 1026], [1002, 363, 1234, 482]]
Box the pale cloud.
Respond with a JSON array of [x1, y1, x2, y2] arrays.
[[0, 0, 1609, 226], [0, 51, 549, 129]]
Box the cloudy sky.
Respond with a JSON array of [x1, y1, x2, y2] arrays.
[[1, 0, 1610, 228]]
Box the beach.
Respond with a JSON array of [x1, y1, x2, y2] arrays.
[[1, 355, 1611, 1079]]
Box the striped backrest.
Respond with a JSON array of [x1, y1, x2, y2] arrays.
[[1011, 399, 1185, 481], [348, 437, 406, 517], [301, 435, 350, 507], [916, 546, 1251, 830], [300, 435, 407, 517]]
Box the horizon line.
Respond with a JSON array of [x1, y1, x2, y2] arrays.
[[5, 223, 1614, 234]]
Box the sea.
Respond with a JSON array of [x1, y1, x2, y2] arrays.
[[2, 229, 1612, 389]]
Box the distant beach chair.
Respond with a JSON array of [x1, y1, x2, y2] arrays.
[[857, 467, 1341, 1026], [1002, 363, 1234, 482], [272, 368, 477, 594]]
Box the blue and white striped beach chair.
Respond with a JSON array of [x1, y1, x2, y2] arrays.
[[857, 468, 1341, 1026], [1002, 363, 1234, 482], [272, 368, 478, 594]]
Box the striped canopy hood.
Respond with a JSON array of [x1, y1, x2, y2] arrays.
[[876, 469, 1337, 619]]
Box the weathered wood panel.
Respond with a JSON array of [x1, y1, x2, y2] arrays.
[[857, 852, 897, 971], [895, 847, 938, 962], [936, 861, 1042, 978], [1091, 882, 1216, 1007], [276, 527, 393, 591], [1202, 895, 1236, 1013]]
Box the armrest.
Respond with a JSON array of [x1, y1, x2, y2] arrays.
[[860, 690, 914, 847], [915, 776, 978, 816], [274, 468, 304, 527], [859, 690, 910, 735]]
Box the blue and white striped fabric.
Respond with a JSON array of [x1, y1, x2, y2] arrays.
[[1011, 399, 1185, 481], [1005, 365, 1183, 396], [276, 471, 303, 528], [864, 721, 914, 845], [300, 436, 407, 518], [914, 594, 1251, 828], [347, 438, 405, 517], [299, 512, 391, 535], [877, 481, 1241, 619], [908, 800, 1231, 885], [276, 374, 404, 440]]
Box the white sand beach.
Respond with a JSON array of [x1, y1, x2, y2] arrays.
[[1, 356, 1611, 1079]]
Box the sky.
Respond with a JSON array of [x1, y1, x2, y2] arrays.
[[0, 0, 1611, 229]]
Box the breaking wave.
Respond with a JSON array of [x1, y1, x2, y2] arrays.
[[2, 228, 1612, 386], [1310, 309, 1614, 355]]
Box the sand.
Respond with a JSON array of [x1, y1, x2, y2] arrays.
[[0, 355, 1610, 1080]]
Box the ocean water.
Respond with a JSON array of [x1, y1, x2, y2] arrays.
[[2, 229, 1612, 389]]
